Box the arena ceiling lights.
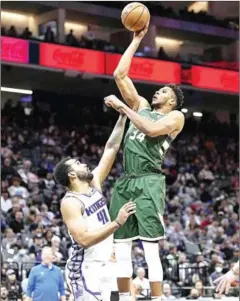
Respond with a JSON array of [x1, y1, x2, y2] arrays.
[[1, 87, 33, 95]]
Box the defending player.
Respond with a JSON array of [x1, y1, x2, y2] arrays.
[[106, 23, 185, 301], [54, 114, 136, 301]]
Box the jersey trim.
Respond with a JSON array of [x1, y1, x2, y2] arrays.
[[62, 195, 85, 213], [114, 235, 166, 242], [138, 107, 151, 114]]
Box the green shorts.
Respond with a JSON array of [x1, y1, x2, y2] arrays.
[[109, 173, 166, 242]]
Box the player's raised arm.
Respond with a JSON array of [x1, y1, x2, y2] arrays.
[[92, 114, 127, 189], [61, 198, 136, 248], [113, 24, 150, 111], [105, 95, 185, 138]]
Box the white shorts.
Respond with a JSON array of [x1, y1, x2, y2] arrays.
[[65, 261, 113, 301]]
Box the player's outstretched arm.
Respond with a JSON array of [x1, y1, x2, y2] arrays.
[[105, 95, 185, 137], [113, 23, 150, 111], [92, 114, 127, 189], [214, 261, 239, 295], [61, 198, 136, 248]]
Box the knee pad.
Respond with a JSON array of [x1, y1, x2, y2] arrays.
[[115, 242, 133, 278], [142, 241, 163, 282]]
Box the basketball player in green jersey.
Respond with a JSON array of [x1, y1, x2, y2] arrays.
[[105, 23, 185, 301]]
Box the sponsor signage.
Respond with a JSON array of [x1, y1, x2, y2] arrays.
[[40, 43, 105, 74], [191, 66, 239, 93], [1, 37, 29, 63], [105, 53, 181, 84]]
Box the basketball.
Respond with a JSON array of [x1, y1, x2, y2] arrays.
[[121, 2, 150, 32]]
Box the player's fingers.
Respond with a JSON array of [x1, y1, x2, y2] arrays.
[[218, 278, 227, 295], [125, 204, 136, 212], [127, 209, 136, 216], [225, 281, 231, 294]]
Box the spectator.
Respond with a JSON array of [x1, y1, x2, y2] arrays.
[[28, 234, 44, 261], [186, 288, 199, 299], [9, 211, 24, 234], [133, 267, 150, 298], [158, 47, 169, 60], [1, 286, 9, 301], [1, 26, 6, 36], [2, 228, 17, 250], [21, 27, 32, 39], [7, 25, 17, 37], [26, 247, 66, 301], [44, 26, 54, 43], [1, 191, 12, 213], [5, 269, 22, 301], [162, 283, 176, 300], [8, 177, 29, 199], [208, 253, 222, 274], [2, 158, 19, 180], [66, 29, 79, 46], [194, 280, 204, 297], [210, 262, 224, 283]]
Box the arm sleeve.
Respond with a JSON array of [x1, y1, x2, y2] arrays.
[[59, 270, 66, 296], [26, 269, 35, 297]]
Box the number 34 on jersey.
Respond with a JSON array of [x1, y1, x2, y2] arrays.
[[129, 130, 146, 142]]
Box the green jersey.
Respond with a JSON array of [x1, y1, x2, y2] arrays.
[[123, 107, 173, 174]]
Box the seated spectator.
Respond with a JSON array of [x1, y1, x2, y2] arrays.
[[9, 211, 24, 234], [7, 25, 17, 37], [21, 27, 32, 39], [186, 288, 199, 299], [194, 280, 204, 297], [162, 283, 176, 300], [44, 26, 54, 43], [5, 269, 22, 301], [1, 191, 12, 213], [2, 228, 17, 250], [1, 286, 9, 301], [210, 262, 224, 283], [2, 158, 20, 181], [66, 29, 79, 46], [133, 267, 150, 298], [17, 160, 39, 186], [208, 253, 223, 274], [28, 234, 44, 261], [8, 177, 29, 199]]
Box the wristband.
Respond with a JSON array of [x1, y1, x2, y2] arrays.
[[115, 219, 122, 227]]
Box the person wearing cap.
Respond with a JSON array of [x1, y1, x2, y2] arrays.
[[29, 234, 44, 261], [5, 268, 22, 301], [26, 246, 66, 301]]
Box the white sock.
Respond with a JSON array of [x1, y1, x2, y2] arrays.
[[119, 292, 131, 301], [151, 297, 162, 301]]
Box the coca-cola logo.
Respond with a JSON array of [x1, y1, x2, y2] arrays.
[[130, 61, 154, 77], [52, 48, 84, 67], [1, 37, 28, 62]]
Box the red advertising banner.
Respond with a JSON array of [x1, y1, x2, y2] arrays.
[[40, 43, 105, 74], [106, 53, 181, 84], [191, 66, 239, 93], [1, 37, 29, 64]]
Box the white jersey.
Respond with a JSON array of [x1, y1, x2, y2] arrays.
[[63, 187, 113, 263]]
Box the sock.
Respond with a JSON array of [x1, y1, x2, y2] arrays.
[[151, 297, 162, 301], [119, 292, 131, 301]]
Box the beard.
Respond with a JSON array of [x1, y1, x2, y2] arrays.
[[77, 171, 94, 183]]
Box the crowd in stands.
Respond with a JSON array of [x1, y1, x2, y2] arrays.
[[2, 23, 238, 71], [94, 1, 239, 30], [1, 94, 239, 300]]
